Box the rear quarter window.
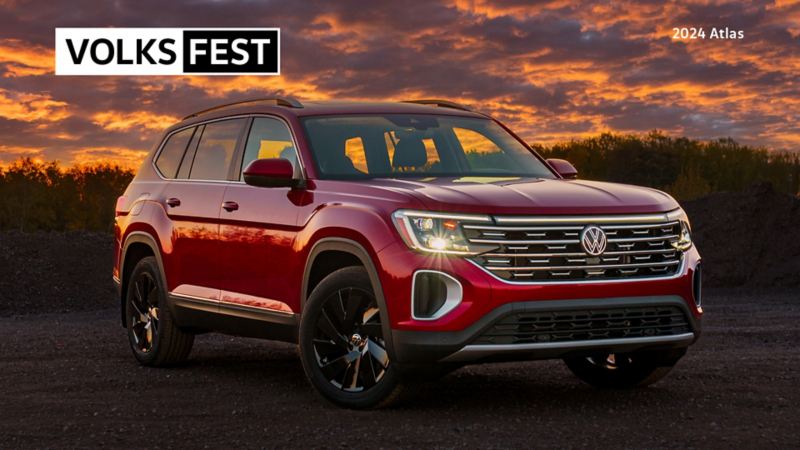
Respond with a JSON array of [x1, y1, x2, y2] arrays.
[[155, 128, 195, 178]]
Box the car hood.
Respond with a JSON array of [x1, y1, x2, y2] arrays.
[[359, 176, 679, 215]]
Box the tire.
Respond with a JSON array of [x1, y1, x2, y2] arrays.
[[125, 256, 194, 366], [299, 266, 403, 409], [564, 348, 686, 389]]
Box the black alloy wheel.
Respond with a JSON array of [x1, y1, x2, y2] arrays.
[[564, 349, 685, 389], [312, 286, 389, 392], [125, 256, 194, 366], [129, 271, 160, 353], [299, 266, 403, 409]]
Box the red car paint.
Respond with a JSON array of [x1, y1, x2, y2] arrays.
[[114, 100, 701, 350]]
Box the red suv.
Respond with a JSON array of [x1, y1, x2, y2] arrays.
[[114, 97, 702, 408]]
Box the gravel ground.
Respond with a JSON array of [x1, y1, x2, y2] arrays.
[[1, 290, 798, 449]]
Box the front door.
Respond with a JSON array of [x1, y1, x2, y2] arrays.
[[218, 116, 305, 316]]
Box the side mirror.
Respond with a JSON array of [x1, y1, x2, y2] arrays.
[[243, 158, 303, 188], [546, 158, 578, 179]]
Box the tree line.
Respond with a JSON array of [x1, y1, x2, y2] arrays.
[[0, 158, 134, 232], [535, 132, 799, 201], [1, 131, 798, 231]]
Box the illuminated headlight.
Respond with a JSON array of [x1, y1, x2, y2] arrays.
[[668, 208, 693, 251], [392, 210, 492, 255]]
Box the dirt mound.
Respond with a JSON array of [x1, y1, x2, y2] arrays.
[[683, 182, 800, 288], [0, 231, 116, 316]]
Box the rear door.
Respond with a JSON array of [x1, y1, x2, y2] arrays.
[[218, 116, 304, 316], [159, 118, 247, 308]]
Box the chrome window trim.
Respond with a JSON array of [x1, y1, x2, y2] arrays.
[[151, 113, 307, 184], [442, 332, 696, 362], [411, 270, 463, 321], [468, 254, 687, 285]]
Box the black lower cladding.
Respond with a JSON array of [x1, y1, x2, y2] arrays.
[[472, 305, 691, 346]]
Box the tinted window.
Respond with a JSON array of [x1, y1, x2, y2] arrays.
[[241, 117, 297, 178], [301, 115, 555, 179], [189, 119, 245, 181], [176, 125, 203, 179], [155, 128, 194, 178]]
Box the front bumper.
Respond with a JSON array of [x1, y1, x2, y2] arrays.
[[391, 295, 700, 363], [376, 241, 703, 364]]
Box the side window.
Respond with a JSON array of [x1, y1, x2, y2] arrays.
[[241, 117, 297, 178], [189, 119, 245, 181], [176, 125, 203, 179], [155, 127, 194, 178], [453, 127, 512, 170], [344, 137, 368, 173]]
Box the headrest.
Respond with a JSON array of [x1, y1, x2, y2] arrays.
[[392, 138, 427, 169]]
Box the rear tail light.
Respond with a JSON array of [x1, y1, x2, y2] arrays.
[[115, 195, 127, 216]]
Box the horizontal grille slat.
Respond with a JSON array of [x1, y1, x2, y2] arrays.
[[473, 306, 691, 345], [482, 260, 680, 272], [466, 215, 683, 282]]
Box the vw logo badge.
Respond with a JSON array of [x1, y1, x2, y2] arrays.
[[580, 225, 607, 256]]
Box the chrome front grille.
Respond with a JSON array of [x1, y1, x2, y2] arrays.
[[465, 216, 683, 282]]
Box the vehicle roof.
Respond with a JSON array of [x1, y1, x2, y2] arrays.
[[167, 100, 488, 133]]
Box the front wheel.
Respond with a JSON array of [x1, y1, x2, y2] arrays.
[[564, 348, 686, 389], [299, 266, 403, 409]]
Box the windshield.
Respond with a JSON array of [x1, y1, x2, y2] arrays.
[[301, 114, 556, 179]]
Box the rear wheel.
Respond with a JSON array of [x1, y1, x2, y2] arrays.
[[564, 349, 685, 389], [299, 266, 402, 409], [125, 257, 194, 366]]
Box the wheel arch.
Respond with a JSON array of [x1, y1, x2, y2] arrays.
[[119, 231, 168, 327], [302, 237, 395, 355]]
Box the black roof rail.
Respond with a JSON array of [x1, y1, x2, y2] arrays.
[[183, 96, 303, 120], [403, 99, 472, 112]]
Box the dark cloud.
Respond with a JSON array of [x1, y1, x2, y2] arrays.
[[0, 0, 797, 166]]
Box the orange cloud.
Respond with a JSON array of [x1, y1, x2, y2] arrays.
[[0, 88, 69, 122], [180, 75, 329, 99], [0, 145, 45, 168], [91, 110, 180, 132], [69, 147, 149, 170], [0, 39, 53, 77]]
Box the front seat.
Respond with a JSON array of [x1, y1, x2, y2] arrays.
[[319, 145, 359, 175], [392, 138, 427, 172]]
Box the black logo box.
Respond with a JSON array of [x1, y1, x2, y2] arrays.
[[182, 29, 278, 73]]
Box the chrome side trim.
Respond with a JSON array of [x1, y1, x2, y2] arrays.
[[493, 209, 682, 225], [442, 332, 696, 362], [468, 254, 687, 285], [411, 270, 463, 321], [171, 292, 297, 317], [171, 292, 218, 304]]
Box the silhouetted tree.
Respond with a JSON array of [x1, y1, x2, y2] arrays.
[[0, 158, 134, 231], [539, 131, 799, 200]]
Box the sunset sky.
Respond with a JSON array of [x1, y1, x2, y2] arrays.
[[0, 0, 798, 168]]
